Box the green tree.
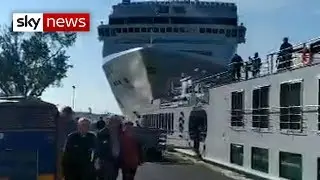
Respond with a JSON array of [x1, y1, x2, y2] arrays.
[[0, 26, 76, 97]]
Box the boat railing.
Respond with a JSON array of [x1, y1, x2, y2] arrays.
[[159, 37, 320, 108], [194, 37, 320, 88], [228, 105, 320, 134]]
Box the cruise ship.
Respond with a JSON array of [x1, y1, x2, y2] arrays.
[[98, 0, 246, 119]]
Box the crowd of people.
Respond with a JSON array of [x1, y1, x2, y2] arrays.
[[58, 106, 143, 180]]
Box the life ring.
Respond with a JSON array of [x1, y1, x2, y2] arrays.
[[301, 48, 311, 65]]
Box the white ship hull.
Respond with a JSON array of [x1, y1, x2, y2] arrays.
[[102, 44, 236, 118]]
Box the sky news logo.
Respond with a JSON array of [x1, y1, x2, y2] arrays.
[[12, 13, 90, 32]]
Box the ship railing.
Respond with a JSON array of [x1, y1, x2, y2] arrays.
[[193, 37, 320, 89], [228, 105, 320, 134]]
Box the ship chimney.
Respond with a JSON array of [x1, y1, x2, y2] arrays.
[[122, 0, 130, 4]]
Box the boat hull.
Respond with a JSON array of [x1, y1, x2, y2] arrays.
[[102, 46, 231, 117]]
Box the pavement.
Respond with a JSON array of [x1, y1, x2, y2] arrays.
[[117, 151, 244, 180]]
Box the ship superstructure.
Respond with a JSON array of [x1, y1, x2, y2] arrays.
[[98, 0, 246, 118]]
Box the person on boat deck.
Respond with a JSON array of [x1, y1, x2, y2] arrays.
[[62, 117, 97, 180], [244, 57, 252, 80], [230, 53, 243, 80], [252, 52, 262, 77], [278, 37, 293, 70], [96, 115, 122, 180], [120, 121, 143, 180]]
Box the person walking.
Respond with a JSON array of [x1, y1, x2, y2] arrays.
[[96, 115, 122, 180], [120, 121, 143, 180], [57, 106, 76, 180], [62, 117, 97, 180]]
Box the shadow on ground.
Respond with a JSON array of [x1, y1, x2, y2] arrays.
[[145, 152, 194, 165]]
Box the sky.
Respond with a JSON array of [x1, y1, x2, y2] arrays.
[[0, 0, 319, 114]]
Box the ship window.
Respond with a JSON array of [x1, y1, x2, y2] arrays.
[[153, 28, 159, 33], [212, 29, 218, 34], [231, 91, 244, 127], [251, 147, 269, 173], [166, 27, 172, 32], [128, 28, 134, 33], [317, 158, 320, 180], [116, 28, 121, 33], [164, 113, 168, 130], [173, 6, 186, 14], [154, 17, 169, 24], [173, 27, 179, 33], [280, 81, 302, 130], [156, 114, 159, 128], [98, 27, 104, 36], [109, 17, 237, 25], [199, 28, 205, 33], [160, 28, 165, 33], [171, 113, 174, 133], [230, 144, 243, 166], [141, 28, 147, 32], [232, 29, 237, 37], [134, 28, 140, 32], [179, 27, 185, 33], [252, 86, 270, 128], [122, 28, 128, 33], [279, 152, 302, 180], [157, 5, 169, 14], [147, 27, 152, 32], [206, 28, 212, 33], [226, 29, 231, 37], [123, 78, 129, 83], [219, 29, 225, 34]]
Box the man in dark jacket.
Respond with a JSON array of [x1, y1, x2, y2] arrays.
[[62, 117, 97, 180], [230, 53, 243, 80], [96, 115, 122, 180], [278, 37, 293, 70]]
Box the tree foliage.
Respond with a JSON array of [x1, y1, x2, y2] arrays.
[[0, 26, 76, 97]]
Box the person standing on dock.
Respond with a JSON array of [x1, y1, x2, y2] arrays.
[[62, 117, 97, 180], [57, 106, 77, 180], [96, 115, 122, 180], [120, 121, 143, 180]]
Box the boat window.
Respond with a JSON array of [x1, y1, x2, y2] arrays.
[[98, 27, 105, 36], [109, 17, 237, 25], [231, 29, 237, 37], [147, 27, 152, 32], [226, 29, 231, 37], [206, 28, 212, 33], [141, 27, 147, 32], [179, 27, 185, 33], [279, 151, 302, 180], [122, 28, 128, 33], [128, 28, 134, 33], [199, 28, 205, 33], [153, 28, 159, 33], [160, 28, 165, 33], [252, 86, 270, 128], [123, 78, 129, 83], [219, 29, 225, 34], [173, 27, 179, 33], [115, 28, 121, 33], [280, 82, 302, 130], [251, 147, 269, 173], [317, 158, 320, 180], [157, 5, 169, 14], [212, 29, 218, 34], [156, 114, 160, 128], [142, 115, 146, 127], [230, 144, 243, 166], [172, 6, 186, 14], [164, 113, 168, 130], [166, 27, 172, 32], [231, 91, 244, 127], [134, 28, 140, 33]]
